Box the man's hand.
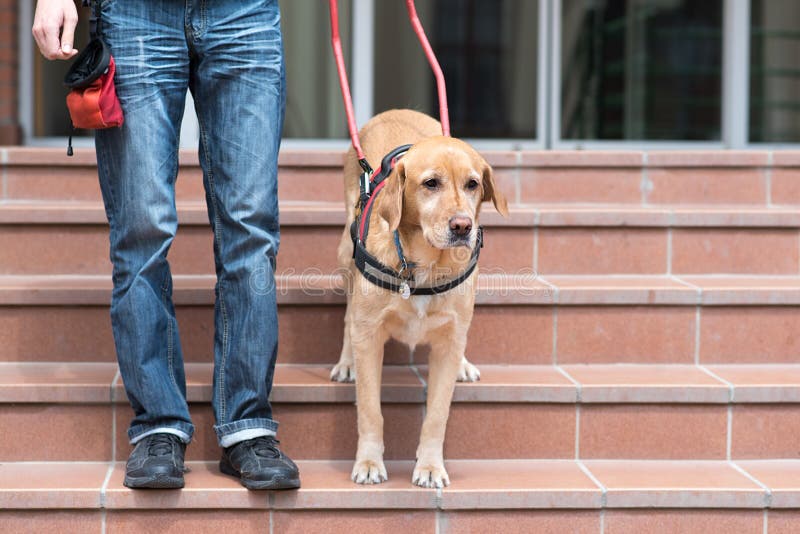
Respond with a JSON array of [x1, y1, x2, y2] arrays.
[[32, 0, 79, 60]]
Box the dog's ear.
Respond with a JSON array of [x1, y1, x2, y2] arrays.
[[377, 161, 405, 231], [481, 162, 509, 216]]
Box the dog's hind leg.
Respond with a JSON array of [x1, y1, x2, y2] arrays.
[[330, 300, 356, 382], [332, 229, 357, 382]]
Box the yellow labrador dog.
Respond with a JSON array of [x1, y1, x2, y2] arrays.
[[330, 109, 508, 488]]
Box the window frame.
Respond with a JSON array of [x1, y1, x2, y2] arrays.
[[17, 0, 800, 149], [18, 0, 34, 147]]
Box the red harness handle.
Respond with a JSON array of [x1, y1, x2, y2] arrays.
[[328, 0, 450, 169]]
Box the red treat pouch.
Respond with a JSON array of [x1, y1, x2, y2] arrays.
[[63, 38, 123, 154]]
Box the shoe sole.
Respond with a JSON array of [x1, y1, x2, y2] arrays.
[[123, 474, 185, 489], [219, 457, 301, 490]]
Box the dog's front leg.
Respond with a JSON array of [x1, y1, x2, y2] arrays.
[[413, 326, 465, 488], [457, 356, 481, 382], [350, 323, 389, 484]]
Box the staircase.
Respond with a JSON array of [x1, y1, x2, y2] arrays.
[[1, 147, 799, 533]]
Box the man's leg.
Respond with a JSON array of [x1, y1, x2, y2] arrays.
[[187, 0, 298, 488], [95, 0, 192, 487]]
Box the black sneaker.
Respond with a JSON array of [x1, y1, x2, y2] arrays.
[[123, 433, 187, 489], [220, 436, 301, 490]]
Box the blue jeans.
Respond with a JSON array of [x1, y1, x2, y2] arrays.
[[94, 0, 285, 448]]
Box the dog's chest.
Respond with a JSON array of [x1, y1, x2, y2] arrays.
[[386, 295, 453, 348]]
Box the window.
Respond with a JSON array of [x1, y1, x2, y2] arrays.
[[374, 0, 538, 139], [561, 0, 723, 141], [17, 0, 800, 148], [282, 0, 351, 139], [750, 0, 800, 143]]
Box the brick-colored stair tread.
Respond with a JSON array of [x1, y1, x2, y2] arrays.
[[6, 148, 798, 209], [0, 362, 118, 402], [0, 200, 347, 226], [582, 460, 770, 508], [6, 274, 800, 306], [0, 273, 551, 305], [2, 459, 796, 510], [0, 462, 110, 509], [6, 147, 798, 167], [736, 460, 800, 507], [1, 147, 347, 167], [3, 362, 799, 405], [706, 365, 800, 402], [5, 200, 800, 227]]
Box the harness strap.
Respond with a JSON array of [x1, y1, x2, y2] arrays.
[[358, 144, 412, 243], [351, 222, 483, 297], [393, 230, 415, 277]]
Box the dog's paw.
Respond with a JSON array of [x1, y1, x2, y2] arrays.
[[412, 462, 450, 488], [351, 458, 388, 485], [456, 358, 481, 382], [330, 361, 356, 383]]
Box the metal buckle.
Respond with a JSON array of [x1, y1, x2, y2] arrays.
[[361, 170, 371, 196], [397, 260, 412, 280], [358, 157, 374, 204]]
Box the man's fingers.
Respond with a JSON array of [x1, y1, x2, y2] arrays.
[[44, 23, 63, 59], [33, 21, 63, 59], [52, 48, 78, 60], [60, 8, 78, 56], [31, 23, 52, 59]]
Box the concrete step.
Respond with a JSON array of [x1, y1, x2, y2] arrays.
[[1, 459, 798, 533], [1, 362, 798, 462], [2, 148, 799, 207], [3, 274, 800, 365], [0, 149, 345, 204], [5, 201, 800, 276], [0, 201, 530, 276], [2, 148, 800, 529]]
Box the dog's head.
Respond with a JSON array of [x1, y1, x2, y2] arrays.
[[377, 136, 508, 250]]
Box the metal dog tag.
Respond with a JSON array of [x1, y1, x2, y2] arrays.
[[400, 282, 411, 299]]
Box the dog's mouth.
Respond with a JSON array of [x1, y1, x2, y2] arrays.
[[446, 234, 474, 248], [423, 228, 477, 251]]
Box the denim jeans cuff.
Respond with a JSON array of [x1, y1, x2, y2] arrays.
[[214, 418, 279, 448], [128, 422, 194, 445]]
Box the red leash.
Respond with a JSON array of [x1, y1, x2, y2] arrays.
[[404, 0, 450, 137], [328, 0, 366, 166], [328, 0, 450, 172]]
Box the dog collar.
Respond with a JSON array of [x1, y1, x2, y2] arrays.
[[350, 145, 484, 299]]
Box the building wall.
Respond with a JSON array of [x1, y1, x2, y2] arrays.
[[0, 0, 19, 144]]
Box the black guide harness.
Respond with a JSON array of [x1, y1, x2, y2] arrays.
[[350, 146, 483, 299]]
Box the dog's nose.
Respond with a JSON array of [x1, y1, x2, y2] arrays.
[[449, 216, 473, 237]]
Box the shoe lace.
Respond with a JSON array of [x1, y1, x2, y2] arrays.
[[248, 436, 281, 458], [147, 433, 177, 456]]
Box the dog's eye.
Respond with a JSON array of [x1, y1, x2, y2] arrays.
[[423, 178, 439, 190], [466, 179, 480, 191]]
